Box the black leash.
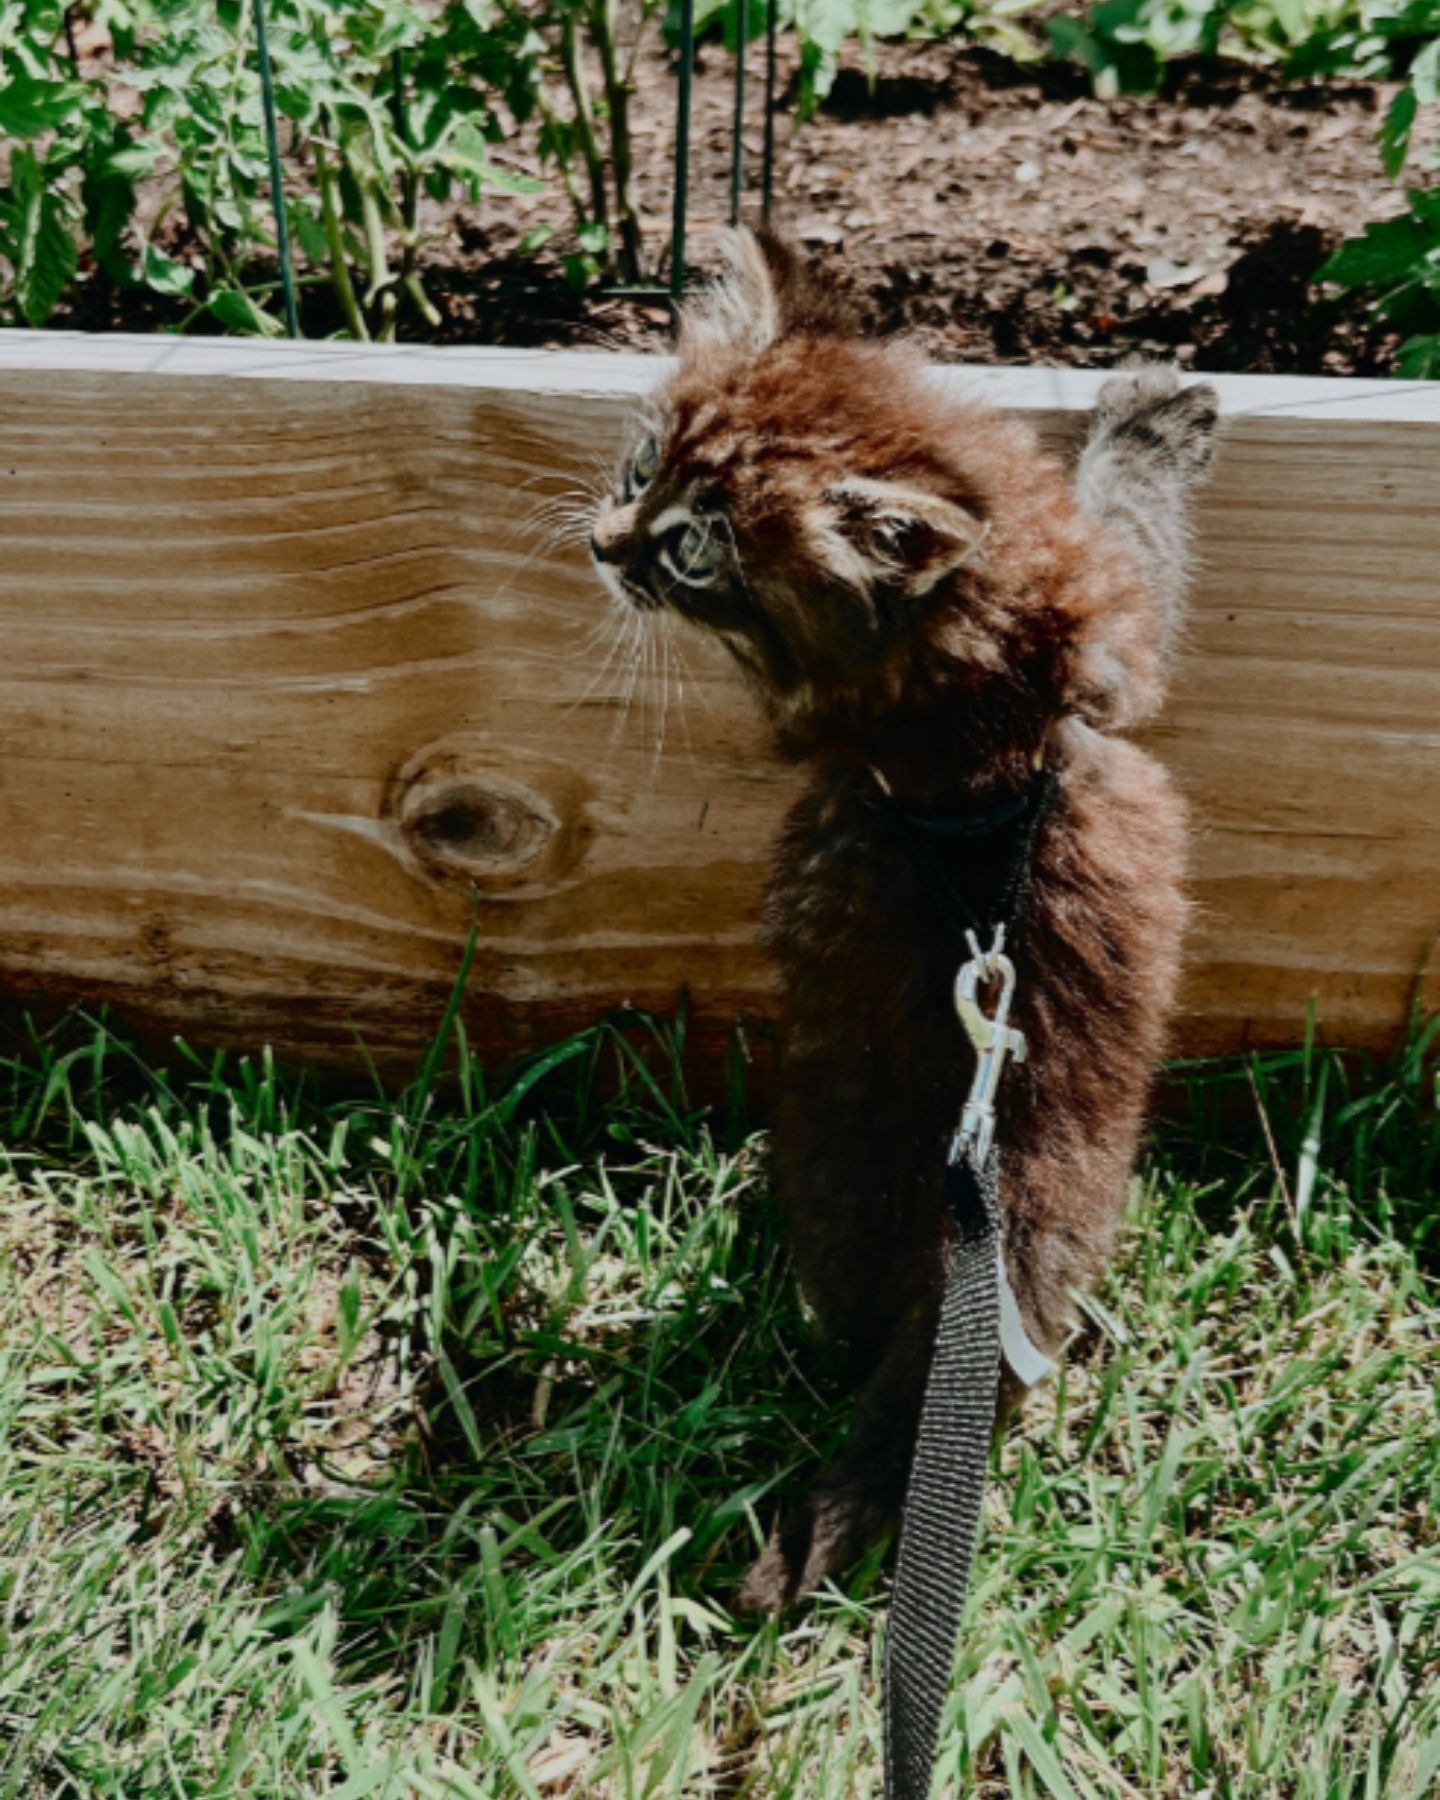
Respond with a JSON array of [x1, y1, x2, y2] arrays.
[[877, 766, 1058, 1800], [884, 1146, 1002, 1798]]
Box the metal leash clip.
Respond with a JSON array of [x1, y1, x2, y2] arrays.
[[952, 924, 1027, 1167]]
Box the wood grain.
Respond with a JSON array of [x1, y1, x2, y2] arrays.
[[0, 335, 1436, 1084]]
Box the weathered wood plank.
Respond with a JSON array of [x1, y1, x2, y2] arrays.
[[0, 333, 1436, 1080]]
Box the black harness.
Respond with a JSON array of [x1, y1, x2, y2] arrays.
[[876, 766, 1059, 1800], [878, 767, 1059, 949]]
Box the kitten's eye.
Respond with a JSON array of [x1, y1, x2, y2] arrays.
[[625, 435, 661, 499], [660, 518, 728, 587]]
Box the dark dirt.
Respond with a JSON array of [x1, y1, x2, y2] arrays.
[[72, 32, 1418, 374], [430, 40, 1414, 375]]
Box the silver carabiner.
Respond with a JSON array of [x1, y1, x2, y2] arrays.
[[952, 924, 1027, 1166]]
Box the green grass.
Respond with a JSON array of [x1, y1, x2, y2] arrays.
[[0, 1008, 1436, 1798]]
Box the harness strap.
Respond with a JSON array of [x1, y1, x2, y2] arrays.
[[878, 770, 1060, 943]]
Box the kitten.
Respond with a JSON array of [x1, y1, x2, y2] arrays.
[[588, 232, 1218, 1612]]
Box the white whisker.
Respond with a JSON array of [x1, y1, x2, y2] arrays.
[[662, 612, 699, 768], [651, 610, 674, 782], [665, 612, 714, 721], [569, 599, 635, 715], [570, 603, 622, 663], [511, 482, 596, 533], [648, 613, 664, 772], [609, 606, 651, 759], [516, 491, 601, 552]]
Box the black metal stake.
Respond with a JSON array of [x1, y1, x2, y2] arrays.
[[729, 0, 750, 227], [252, 0, 300, 338], [762, 0, 778, 223], [670, 0, 695, 303]]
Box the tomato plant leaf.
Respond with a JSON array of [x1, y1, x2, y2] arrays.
[[11, 151, 79, 327], [1319, 212, 1440, 290], [1411, 36, 1440, 104], [141, 243, 197, 298], [0, 74, 82, 139], [1396, 332, 1440, 377], [207, 287, 285, 335], [1380, 87, 1418, 179]]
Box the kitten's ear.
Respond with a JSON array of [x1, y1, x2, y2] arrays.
[[825, 478, 986, 598], [752, 229, 858, 337], [679, 229, 855, 356]]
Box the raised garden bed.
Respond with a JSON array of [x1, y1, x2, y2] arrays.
[[0, 331, 1436, 1083]]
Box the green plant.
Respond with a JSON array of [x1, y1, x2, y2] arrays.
[[783, 0, 975, 115], [684, 0, 1041, 121], [135, 0, 552, 339], [1047, 0, 1227, 93], [0, 0, 550, 336], [1045, 0, 1395, 93], [0, 0, 142, 325], [501, 0, 675, 286], [1317, 4, 1440, 375], [0, 0, 698, 331], [1319, 188, 1440, 374]]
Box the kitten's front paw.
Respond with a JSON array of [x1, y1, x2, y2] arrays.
[[735, 1499, 856, 1615], [1091, 365, 1220, 483], [736, 1533, 806, 1617], [736, 1511, 823, 1616]]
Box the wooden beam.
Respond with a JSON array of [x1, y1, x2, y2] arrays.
[[0, 331, 1436, 1084]]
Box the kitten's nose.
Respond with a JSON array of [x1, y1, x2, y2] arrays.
[[590, 506, 635, 564]]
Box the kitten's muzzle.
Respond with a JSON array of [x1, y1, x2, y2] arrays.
[[590, 537, 660, 612]]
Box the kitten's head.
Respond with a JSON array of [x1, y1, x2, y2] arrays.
[[589, 232, 1144, 762]]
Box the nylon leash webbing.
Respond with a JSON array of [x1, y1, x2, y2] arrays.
[[878, 766, 1059, 1800], [883, 1147, 1002, 1798]]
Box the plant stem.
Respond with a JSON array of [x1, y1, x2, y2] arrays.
[[206, 0, 256, 301], [390, 49, 430, 335], [359, 175, 393, 308], [623, 0, 665, 87], [559, 11, 611, 244], [590, 0, 646, 283], [404, 270, 441, 330], [173, 273, 324, 336], [537, 92, 592, 226], [313, 136, 369, 342]]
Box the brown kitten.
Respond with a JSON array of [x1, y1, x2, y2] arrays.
[[588, 233, 1218, 1612]]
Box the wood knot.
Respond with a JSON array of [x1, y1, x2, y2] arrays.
[[409, 782, 553, 872], [388, 740, 588, 893]]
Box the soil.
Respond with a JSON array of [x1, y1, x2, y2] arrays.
[[431, 39, 1415, 376], [72, 32, 1420, 375]]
